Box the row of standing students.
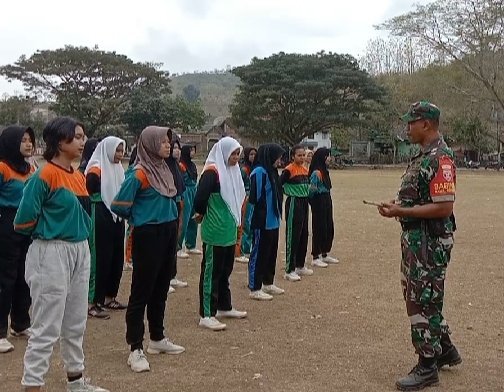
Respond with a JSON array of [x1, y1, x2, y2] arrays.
[[0, 119, 337, 390]]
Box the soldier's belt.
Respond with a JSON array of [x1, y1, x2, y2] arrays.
[[400, 221, 422, 231]]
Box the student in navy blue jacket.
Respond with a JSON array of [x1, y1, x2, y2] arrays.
[[248, 144, 285, 301]]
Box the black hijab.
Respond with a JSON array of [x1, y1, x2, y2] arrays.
[[180, 144, 197, 181], [165, 138, 185, 197], [128, 146, 137, 167], [0, 125, 35, 175], [242, 147, 257, 171], [79, 138, 99, 173], [309, 147, 332, 189], [256, 143, 284, 216]]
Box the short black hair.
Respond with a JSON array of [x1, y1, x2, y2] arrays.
[[290, 144, 305, 159], [43, 117, 85, 161]]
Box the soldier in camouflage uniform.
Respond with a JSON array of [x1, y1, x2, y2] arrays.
[[378, 101, 462, 391]]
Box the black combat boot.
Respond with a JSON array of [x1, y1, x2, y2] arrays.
[[396, 356, 439, 391], [437, 334, 462, 369]]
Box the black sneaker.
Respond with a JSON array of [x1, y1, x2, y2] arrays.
[[396, 363, 439, 391], [88, 305, 110, 320], [437, 345, 462, 369]]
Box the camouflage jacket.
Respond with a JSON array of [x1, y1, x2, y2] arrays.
[[397, 137, 456, 235]]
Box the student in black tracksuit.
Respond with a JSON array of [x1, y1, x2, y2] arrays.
[[0, 126, 35, 354], [248, 144, 285, 301], [308, 147, 338, 265], [112, 126, 185, 374], [85, 136, 127, 320], [280, 145, 313, 282]]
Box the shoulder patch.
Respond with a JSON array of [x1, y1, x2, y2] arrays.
[[429, 155, 456, 202]]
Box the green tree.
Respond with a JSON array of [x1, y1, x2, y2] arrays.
[[230, 52, 385, 145], [452, 115, 492, 157], [121, 86, 205, 137], [0, 46, 170, 137], [182, 84, 200, 102], [0, 95, 46, 137]]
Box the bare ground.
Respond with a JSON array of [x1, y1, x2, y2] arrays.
[[1, 169, 503, 391]]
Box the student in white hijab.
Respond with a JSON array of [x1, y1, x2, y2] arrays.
[[193, 137, 247, 331], [85, 136, 128, 318]]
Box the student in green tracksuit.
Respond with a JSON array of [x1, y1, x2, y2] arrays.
[[194, 137, 247, 331], [177, 144, 201, 258], [280, 145, 313, 282]]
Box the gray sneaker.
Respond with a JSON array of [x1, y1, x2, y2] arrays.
[[67, 377, 109, 392]]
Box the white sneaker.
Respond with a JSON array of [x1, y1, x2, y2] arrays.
[[322, 255, 339, 264], [0, 338, 14, 353], [147, 338, 185, 355], [284, 271, 302, 282], [170, 278, 188, 288], [295, 267, 314, 276], [262, 284, 285, 295], [216, 309, 247, 319], [10, 328, 31, 338], [235, 256, 249, 263], [168, 286, 175, 294], [199, 317, 227, 331], [186, 248, 202, 255], [311, 258, 328, 268], [67, 377, 109, 392], [177, 250, 190, 259], [250, 290, 273, 300], [127, 349, 150, 373]]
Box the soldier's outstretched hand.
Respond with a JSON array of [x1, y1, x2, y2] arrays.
[[378, 202, 401, 218]]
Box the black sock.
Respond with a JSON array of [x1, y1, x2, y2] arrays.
[[68, 373, 82, 382], [131, 344, 143, 352]]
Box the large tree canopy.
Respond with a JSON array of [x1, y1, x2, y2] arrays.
[[230, 51, 385, 145], [0, 46, 171, 137], [121, 85, 206, 137]]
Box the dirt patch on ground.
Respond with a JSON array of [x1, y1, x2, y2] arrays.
[[1, 169, 503, 391]]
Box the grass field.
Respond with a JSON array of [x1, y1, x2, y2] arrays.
[[1, 169, 503, 391]]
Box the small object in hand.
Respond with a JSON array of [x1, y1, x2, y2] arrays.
[[362, 200, 383, 207]]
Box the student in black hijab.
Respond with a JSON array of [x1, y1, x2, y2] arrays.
[[0, 126, 35, 353], [177, 144, 201, 258], [308, 147, 338, 266], [247, 143, 285, 301]]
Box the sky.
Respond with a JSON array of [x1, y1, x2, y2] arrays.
[[0, 0, 428, 95]]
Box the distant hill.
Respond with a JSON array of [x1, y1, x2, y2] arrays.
[[171, 72, 241, 121]]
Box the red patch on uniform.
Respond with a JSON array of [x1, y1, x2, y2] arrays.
[[430, 156, 456, 197]]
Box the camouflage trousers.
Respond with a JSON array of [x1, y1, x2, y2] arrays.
[[400, 228, 453, 358]]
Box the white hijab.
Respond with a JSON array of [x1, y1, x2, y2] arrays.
[[203, 137, 246, 225], [85, 136, 126, 221]]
